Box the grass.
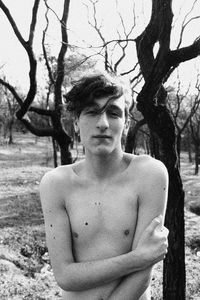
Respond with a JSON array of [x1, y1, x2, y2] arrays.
[[0, 133, 200, 299]]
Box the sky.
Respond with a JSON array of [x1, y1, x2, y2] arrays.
[[0, 0, 200, 94]]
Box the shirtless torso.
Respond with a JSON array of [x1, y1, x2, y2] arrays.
[[40, 153, 168, 300], [64, 153, 138, 299], [40, 89, 168, 300]]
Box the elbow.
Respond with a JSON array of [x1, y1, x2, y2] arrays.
[[55, 266, 84, 292], [56, 273, 75, 291], [53, 265, 72, 291], [56, 278, 71, 292]]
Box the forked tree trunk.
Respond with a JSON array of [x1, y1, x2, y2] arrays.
[[130, 0, 194, 297], [136, 95, 185, 300]]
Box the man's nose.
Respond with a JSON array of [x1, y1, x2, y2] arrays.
[[96, 112, 109, 130]]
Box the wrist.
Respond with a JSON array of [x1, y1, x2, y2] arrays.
[[129, 249, 148, 271]]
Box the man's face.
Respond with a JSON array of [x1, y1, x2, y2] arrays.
[[76, 96, 127, 156]]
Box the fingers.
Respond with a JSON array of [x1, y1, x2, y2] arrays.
[[156, 225, 169, 237], [146, 214, 163, 233]]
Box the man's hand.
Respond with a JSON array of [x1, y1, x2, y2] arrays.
[[134, 215, 169, 269]]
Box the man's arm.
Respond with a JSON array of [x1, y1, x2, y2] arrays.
[[39, 166, 168, 292], [108, 157, 169, 300]]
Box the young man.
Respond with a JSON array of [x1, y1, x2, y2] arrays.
[[40, 73, 169, 300]]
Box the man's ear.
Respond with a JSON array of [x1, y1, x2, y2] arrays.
[[74, 118, 80, 133], [123, 118, 130, 135]]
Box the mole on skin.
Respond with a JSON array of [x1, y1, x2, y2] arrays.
[[124, 229, 130, 236], [85, 222, 88, 226]]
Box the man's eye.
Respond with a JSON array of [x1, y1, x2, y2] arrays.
[[107, 111, 121, 118], [86, 110, 98, 115]]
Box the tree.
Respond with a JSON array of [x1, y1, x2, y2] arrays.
[[0, 83, 20, 144], [167, 71, 200, 163], [134, 1, 200, 299], [0, 0, 72, 165], [190, 106, 200, 175]]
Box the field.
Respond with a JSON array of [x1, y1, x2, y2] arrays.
[[0, 133, 200, 299]]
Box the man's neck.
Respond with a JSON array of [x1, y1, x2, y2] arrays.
[[84, 149, 125, 182]]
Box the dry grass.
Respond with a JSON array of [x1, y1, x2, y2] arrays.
[[0, 133, 199, 299]]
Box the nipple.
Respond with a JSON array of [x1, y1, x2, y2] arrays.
[[73, 232, 79, 238]]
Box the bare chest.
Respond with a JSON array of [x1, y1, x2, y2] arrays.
[[65, 182, 138, 261]]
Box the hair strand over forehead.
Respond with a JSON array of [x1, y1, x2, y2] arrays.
[[64, 72, 132, 118]]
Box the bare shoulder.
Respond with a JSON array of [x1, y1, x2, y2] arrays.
[[127, 153, 168, 183], [39, 161, 81, 205], [40, 165, 71, 190], [135, 154, 168, 176]]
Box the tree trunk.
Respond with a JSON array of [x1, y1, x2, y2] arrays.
[[136, 99, 185, 300], [176, 133, 181, 167], [149, 131, 160, 158], [163, 168, 185, 299], [194, 145, 199, 175], [55, 131, 72, 165], [8, 119, 14, 144], [188, 142, 192, 163], [52, 137, 58, 168], [125, 119, 146, 154], [125, 121, 136, 153], [59, 141, 72, 165]]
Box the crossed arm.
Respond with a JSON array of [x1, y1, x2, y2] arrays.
[[107, 160, 169, 299], [39, 159, 168, 299]]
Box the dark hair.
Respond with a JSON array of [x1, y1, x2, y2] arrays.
[[64, 72, 132, 118]]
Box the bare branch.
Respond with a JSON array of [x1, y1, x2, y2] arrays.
[[0, 1, 40, 119], [170, 38, 200, 66], [21, 116, 54, 137], [130, 70, 143, 84], [29, 106, 54, 116], [0, 78, 23, 106], [120, 62, 139, 76], [113, 0, 136, 72], [42, 0, 55, 85], [29, 0, 40, 44], [0, 0, 26, 47], [84, 0, 110, 71], [54, 0, 70, 110], [176, 0, 199, 49], [42, 0, 61, 23]]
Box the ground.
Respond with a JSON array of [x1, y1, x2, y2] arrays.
[[0, 133, 200, 299]]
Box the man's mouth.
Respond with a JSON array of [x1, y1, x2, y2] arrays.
[[93, 135, 111, 139]]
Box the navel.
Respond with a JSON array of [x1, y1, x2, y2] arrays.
[[124, 229, 130, 236]]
